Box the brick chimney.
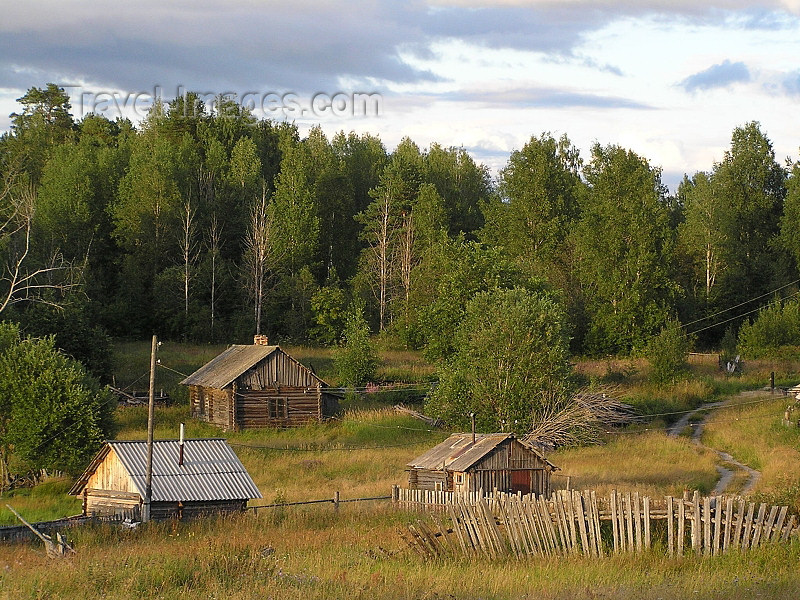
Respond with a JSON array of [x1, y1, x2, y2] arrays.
[[253, 334, 269, 346]]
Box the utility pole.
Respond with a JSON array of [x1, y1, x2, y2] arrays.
[[143, 334, 157, 523]]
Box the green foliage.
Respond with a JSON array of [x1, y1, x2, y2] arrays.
[[418, 240, 528, 362], [0, 322, 115, 476], [425, 286, 575, 432], [310, 277, 347, 345], [335, 304, 379, 387], [646, 319, 692, 385], [576, 143, 678, 354], [738, 298, 800, 358]]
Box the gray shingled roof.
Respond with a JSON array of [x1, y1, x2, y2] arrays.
[[407, 433, 557, 472], [70, 439, 262, 502], [180, 344, 278, 389]]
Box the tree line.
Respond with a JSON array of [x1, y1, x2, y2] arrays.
[[1, 84, 799, 368]]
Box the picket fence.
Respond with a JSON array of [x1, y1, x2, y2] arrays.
[[393, 487, 799, 559]]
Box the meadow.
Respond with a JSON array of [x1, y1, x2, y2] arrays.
[[2, 345, 800, 599]]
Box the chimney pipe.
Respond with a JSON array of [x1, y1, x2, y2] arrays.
[[179, 423, 185, 467], [470, 412, 476, 444]]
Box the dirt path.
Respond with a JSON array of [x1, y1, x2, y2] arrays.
[[667, 396, 762, 495]]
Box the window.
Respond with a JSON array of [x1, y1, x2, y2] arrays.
[[455, 473, 464, 485], [269, 397, 288, 419], [435, 481, 443, 491]]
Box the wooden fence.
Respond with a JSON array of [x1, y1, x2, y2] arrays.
[[394, 487, 799, 559]]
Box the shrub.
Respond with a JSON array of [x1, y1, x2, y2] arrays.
[[738, 298, 800, 358], [334, 304, 379, 387], [646, 319, 691, 386]]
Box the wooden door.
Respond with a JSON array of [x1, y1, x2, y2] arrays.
[[510, 470, 531, 494]]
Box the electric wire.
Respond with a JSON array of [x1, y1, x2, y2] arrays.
[[680, 278, 800, 329]]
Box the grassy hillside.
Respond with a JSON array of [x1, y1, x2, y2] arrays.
[[3, 344, 800, 598]]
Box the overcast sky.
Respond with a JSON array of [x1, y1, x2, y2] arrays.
[[2, 0, 800, 190]]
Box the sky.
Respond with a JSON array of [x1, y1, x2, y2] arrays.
[[2, 0, 800, 190]]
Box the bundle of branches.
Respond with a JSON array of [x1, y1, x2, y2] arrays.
[[524, 387, 640, 449]]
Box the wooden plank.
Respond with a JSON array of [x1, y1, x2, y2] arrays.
[[762, 505, 779, 545], [540, 496, 560, 556], [781, 515, 796, 541], [585, 494, 598, 557], [712, 496, 722, 556], [772, 506, 788, 543], [733, 499, 745, 549], [525, 496, 544, 555], [552, 493, 569, 554], [741, 502, 755, 550], [475, 499, 495, 557], [703, 496, 711, 556], [447, 503, 469, 555], [512, 497, 534, 555], [565, 490, 578, 554], [692, 491, 701, 555], [485, 498, 506, 556], [750, 503, 767, 548], [617, 492, 627, 553], [591, 491, 604, 557], [625, 492, 635, 552], [723, 497, 733, 553], [611, 490, 620, 554], [430, 514, 455, 556], [459, 499, 481, 556], [501, 498, 520, 556], [633, 492, 643, 553], [666, 496, 674, 558], [643, 496, 651, 551], [573, 491, 589, 556], [677, 497, 685, 556]]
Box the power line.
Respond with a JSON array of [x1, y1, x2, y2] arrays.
[[681, 278, 800, 329], [687, 291, 800, 335]]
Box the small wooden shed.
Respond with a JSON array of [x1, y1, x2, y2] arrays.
[[406, 433, 558, 496], [68, 439, 262, 520], [181, 335, 339, 430]]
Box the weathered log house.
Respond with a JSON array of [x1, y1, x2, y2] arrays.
[[68, 439, 261, 520], [181, 336, 339, 430], [406, 433, 558, 496]]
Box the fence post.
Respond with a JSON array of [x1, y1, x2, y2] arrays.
[[333, 490, 340, 513]]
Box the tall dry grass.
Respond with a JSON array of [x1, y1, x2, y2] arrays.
[[702, 392, 800, 508], [552, 430, 719, 497], [2, 505, 799, 600]]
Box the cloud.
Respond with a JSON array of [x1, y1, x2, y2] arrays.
[[457, 86, 653, 109], [679, 59, 751, 92], [782, 70, 800, 95]]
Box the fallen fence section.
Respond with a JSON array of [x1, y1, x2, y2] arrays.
[[395, 488, 799, 559]]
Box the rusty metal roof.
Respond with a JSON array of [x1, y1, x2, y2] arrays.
[[69, 439, 262, 502], [406, 433, 557, 472], [180, 344, 279, 389]]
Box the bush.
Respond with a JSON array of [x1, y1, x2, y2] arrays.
[[738, 298, 800, 358], [334, 304, 378, 387], [425, 286, 576, 432], [646, 319, 691, 385]]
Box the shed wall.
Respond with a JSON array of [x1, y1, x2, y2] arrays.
[[190, 385, 234, 429], [236, 387, 321, 428], [238, 351, 322, 389]]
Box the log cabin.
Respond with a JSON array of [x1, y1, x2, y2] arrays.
[[406, 433, 558, 496], [68, 439, 262, 520], [181, 335, 340, 430]]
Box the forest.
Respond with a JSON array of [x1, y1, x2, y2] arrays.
[[1, 83, 799, 367]]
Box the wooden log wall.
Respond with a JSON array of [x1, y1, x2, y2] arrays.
[[395, 487, 800, 559], [235, 387, 321, 428]]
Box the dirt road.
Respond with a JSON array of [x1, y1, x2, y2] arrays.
[[667, 395, 762, 495]]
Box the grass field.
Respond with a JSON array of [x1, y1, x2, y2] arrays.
[[3, 344, 800, 598]]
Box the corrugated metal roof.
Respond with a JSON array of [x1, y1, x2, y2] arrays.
[[70, 439, 262, 502], [407, 433, 557, 472], [180, 345, 278, 389]]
